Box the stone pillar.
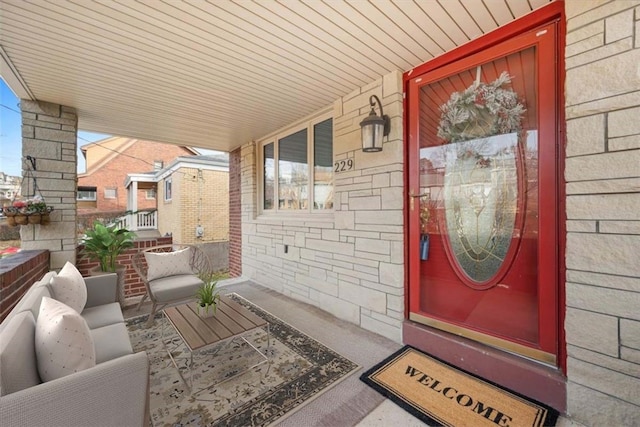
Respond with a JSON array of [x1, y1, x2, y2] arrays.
[[20, 100, 78, 270]]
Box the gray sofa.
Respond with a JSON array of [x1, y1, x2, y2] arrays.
[[0, 271, 149, 427]]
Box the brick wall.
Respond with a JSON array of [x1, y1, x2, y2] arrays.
[[229, 148, 242, 277], [241, 70, 405, 342], [176, 167, 229, 244], [76, 236, 172, 299], [0, 250, 49, 321], [564, 1, 640, 424], [78, 139, 192, 212], [20, 100, 77, 269]]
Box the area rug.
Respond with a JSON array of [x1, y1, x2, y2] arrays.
[[360, 346, 558, 427], [127, 293, 359, 427]]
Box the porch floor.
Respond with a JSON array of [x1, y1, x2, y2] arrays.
[[124, 280, 581, 427]]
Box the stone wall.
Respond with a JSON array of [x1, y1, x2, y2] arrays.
[[20, 100, 78, 270], [241, 70, 405, 342], [564, 1, 640, 424]]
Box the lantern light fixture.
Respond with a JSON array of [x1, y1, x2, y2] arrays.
[[360, 95, 390, 152]]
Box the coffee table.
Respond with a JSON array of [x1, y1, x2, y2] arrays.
[[161, 294, 270, 394]]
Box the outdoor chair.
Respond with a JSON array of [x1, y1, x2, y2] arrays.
[[132, 244, 213, 326]]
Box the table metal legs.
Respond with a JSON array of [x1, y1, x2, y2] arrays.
[[161, 312, 271, 396]]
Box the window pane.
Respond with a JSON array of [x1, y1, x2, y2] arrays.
[[278, 129, 308, 210], [165, 179, 172, 201], [263, 143, 275, 210], [77, 191, 96, 201], [77, 186, 97, 201], [104, 188, 116, 199], [313, 119, 333, 210]]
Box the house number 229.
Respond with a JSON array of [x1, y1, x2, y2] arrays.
[[334, 159, 354, 173]]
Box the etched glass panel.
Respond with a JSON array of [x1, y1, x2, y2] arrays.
[[443, 134, 519, 283]]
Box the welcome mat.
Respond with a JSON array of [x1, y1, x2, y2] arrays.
[[360, 346, 558, 427], [127, 293, 359, 426]]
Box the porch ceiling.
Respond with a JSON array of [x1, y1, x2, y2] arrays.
[[0, 0, 551, 153]]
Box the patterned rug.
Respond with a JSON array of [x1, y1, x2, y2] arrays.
[[126, 293, 359, 426]]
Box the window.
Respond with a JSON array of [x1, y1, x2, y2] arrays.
[[260, 115, 333, 213], [77, 187, 97, 201], [104, 188, 117, 199], [145, 189, 156, 200], [164, 177, 172, 201], [153, 160, 164, 171]]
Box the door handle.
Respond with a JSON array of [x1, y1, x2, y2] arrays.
[[408, 191, 429, 211]]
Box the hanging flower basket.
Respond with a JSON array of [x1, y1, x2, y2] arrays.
[[2, 198, 53, 227]]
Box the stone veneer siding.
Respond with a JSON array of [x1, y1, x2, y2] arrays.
[[241, 70, 405, 342], [229, 147, 242, 277], [20, 100, 78, 270], [564, 1, 640, 424]]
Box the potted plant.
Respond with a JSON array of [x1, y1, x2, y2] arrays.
[[82, 221, 135, 306], [195, 273, 221, 318]]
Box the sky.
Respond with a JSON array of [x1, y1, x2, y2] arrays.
[[0, 78, 220, 177], [0, 78, 110, 176]]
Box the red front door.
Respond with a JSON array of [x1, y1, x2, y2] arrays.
[[407, 23, 559, 364]]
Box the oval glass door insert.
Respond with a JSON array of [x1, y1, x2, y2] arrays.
[[441, 133, 523, 288]]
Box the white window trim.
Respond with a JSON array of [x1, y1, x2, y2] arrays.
[[77, 192, 97, 201], [257, 110, 333, 217]]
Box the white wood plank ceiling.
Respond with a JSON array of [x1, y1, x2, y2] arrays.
[[0, 0, 552, 153]]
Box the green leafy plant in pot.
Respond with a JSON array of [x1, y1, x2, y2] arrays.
[[195, 272, 221, 318], [82, 221, 135, 306]]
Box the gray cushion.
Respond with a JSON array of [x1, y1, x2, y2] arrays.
[[6, 281, 52, 323], [0, 311, 41, 395], [81, 303, 124, 329], [90, 323, 133, 364], [149, 274, 204, 303]]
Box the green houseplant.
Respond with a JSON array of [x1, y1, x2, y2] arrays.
[[195, 273, 221, 318], [83, 221, 135, 272], [82, 221, 135, 306]]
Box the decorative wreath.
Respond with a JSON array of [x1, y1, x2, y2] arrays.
[[437, 71, 526, 144]]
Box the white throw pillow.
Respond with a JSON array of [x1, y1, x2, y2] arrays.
[[144, 247, 193, 281], [35, 297, 96, 382], [49, 261, 87, 313]]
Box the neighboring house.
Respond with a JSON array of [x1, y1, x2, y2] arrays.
[[77, 137, 198, 213], [0, 172, 20, 207], [125, 155, 229, 245]]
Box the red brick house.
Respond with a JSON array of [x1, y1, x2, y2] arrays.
[[77, 137, 197, 213]]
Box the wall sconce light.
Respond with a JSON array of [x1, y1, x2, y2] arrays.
[[360, 94, 390, 152]]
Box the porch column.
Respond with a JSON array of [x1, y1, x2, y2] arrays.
[[228, 147, 242, 277], [130, 181, 138, 212], [20, 99, 78, 270]]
